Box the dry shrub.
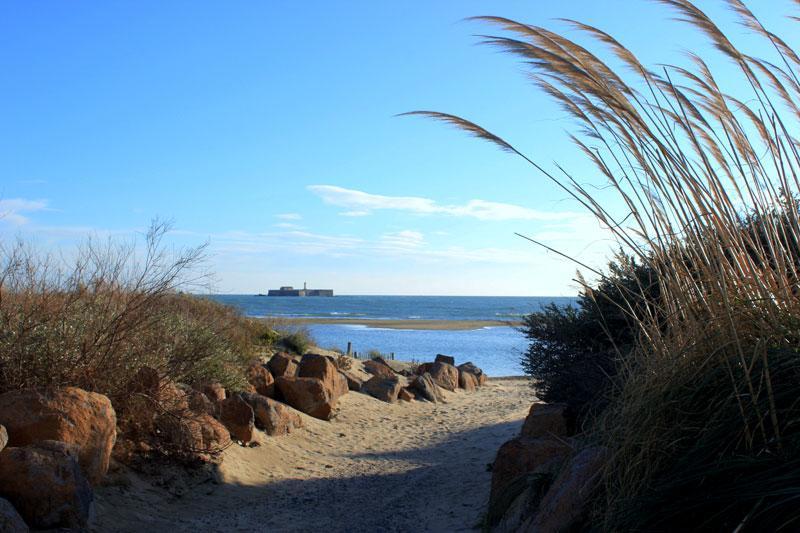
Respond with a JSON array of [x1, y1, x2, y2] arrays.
[[421, 1, 800, 529], [335, 354, 352, 371]]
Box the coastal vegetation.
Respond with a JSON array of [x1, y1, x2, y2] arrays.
[[420, 0, 800, 529]]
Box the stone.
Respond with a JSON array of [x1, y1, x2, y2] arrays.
[[247, 362, 275, 397], [241, 393, 303, 436], [435, 354, 456, 366], [268, 353, 299, 379], [0, 441, 93, 530], [363, 358, 396, 378], [200, 382, 226, 403], [276, 377, 338, 420], [299, 354, 348, 399], [458, 362, 487, 385], [362, 375, 402, 403], [521, 403, 570, 439], [525, 447, 607, 532], [459, 370, 478, 392], [411, 373, 445, 403], [398, 388, 414, 402], [156, 410, 231, 460], [187, 389, 217, 417], [429, 361, 459, 392], [489, 436, 571, 513], [0, 387, 117, 485], [0, 425, 7, 453], [219, 394, 255, 443], [0, 497, 28, 532], [415, 362, 433, 375], [340, 370, 364, 392]]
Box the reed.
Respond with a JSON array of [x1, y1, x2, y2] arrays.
[[414, 1, 800, 529]]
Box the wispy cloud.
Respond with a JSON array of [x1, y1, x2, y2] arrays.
[[307, 185, 578, 221], [0, 198, 49, 225], [380, 230, 425, 249], [275, 213, 302, 221]]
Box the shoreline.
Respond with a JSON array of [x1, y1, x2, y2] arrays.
[[264, 317, 523, 331]]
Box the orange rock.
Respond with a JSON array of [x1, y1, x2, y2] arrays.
[[411, 373, 446, 402], [435, 354, 456, 366], [520, 403, 570, 439], [268, 353, 299, 378], [155, 410, 231, 460], [459, 371, 478, 392], [0, 440, 93, 530], [219, 395, 255, 443], [428, 362, 459, 392], [201, 382, 227, 403], [0, 425, 7, 453], [457, 362, 487, 386], [363, 375, 402, 403], [398, 388, 414, 402], [275, 377, 338, 420], [299, 354, 348, 400], [0, 387, 116, 485], [247, 362, 275, 397], [241, 393, 303, 436]]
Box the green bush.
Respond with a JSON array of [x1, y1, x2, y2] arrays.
[[278, 328, 312, 355]]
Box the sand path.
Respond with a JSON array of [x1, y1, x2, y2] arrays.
[[94, 378, 536, 533]]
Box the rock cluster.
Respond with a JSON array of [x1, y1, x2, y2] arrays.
[[488, 402, 606, 532]]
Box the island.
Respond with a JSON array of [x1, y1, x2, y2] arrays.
[[265, 282, 334, 297]]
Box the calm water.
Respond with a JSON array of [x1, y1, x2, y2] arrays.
[[206, 295, 576, 376]]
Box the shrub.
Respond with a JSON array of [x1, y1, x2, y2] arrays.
[[367, 349, 383, 360], [278, 328, 312, 355]]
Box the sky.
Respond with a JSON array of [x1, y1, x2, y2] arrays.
[[1, 1, 797, 295]]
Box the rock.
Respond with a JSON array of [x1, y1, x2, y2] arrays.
[[0, 425, 7, 453], [489, 436, 571, 514], [428, 361, 459, 392], [521, 403, 570, 439], [200, 382, 226, 403], [411, 373, 446, 403], [241, 393, 303, 436], [0, 387, 117, 485], [435, 354, 456, 366], [219, 394, 255, 443], [363, 358, 396, 378], [299, 354, 348, 399], [459, 370, 478, 392], [247, 362, 275, 397], [187, 389, 217, 417], [276, 377, 338, 420], [525, 447, 607, 532], [398, 388, 414, 402], [0, 441, 93, 530], [268, 353, 299, 379], [0, 497, 28, 532], [362, 375, 402, 403], [155, 411, 231, 459], [458, 362, 487, 385], [340, 370, 364, 392]]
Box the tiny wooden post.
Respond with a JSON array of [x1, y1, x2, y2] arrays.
[[391, 352, 395, 360], [346, 342, 352, 356]]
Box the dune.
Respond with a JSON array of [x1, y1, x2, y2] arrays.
[[93, 378, 536, 532]]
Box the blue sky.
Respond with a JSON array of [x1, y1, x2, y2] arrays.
[[1, 1, 796, 295]]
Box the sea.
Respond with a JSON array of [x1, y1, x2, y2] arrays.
[[207, 295, 577, 377]]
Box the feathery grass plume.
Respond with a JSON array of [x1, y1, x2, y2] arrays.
[[417, 1, 800, 529]]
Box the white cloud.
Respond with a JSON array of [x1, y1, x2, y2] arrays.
[[307, 185, 578, 221], [0, 198, 48, 225], [275, 213, 302, 220], [274, 222, 303, 230], [380, 230, 425, 249]]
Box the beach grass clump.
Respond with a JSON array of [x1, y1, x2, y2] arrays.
[[422, 0, 800, 529], [277, 328, 312, 355], [0, 221, 256, 400]]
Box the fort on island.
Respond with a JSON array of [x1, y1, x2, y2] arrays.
[[267, 282, 334, 297]]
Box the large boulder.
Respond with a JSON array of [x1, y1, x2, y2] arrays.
[[428, 361, 459, 392], [525, 447, 607, 532], [457, 362, 487, 386], [219, 395, 255, 443], [521, 403, 570, 439], [0, 440, 93, 530], [276, 377, 338, 420], [459, 371, 478, 392], [398, 388, 414, 402], [155, 411, 231, 460], [410, 373, 445, 403], [489, 436, 571, 514], [435, 354, 456, 366], [415, 362, 433, 375], [0, 497, 27, 532], [268, 353, 299, 379], [241, 393, 303, 436], [0, 387, 116, 485], [363, 358, 396, 378], [362, 375, 402, 403], [187, 389, 217, 417], [340, 370, 364, 392], [200, 382, 226, 403], [247, 362, 275, 397], [299, 354, 348, 399]]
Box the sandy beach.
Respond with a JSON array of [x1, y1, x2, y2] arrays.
[[93, 378, 535, 532], [272, 317, 523, 330]]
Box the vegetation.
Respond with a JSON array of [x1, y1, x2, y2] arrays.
[[423, 1, 800, 529]]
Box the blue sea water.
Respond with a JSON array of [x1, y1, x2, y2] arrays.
[[207, 295, 576, 376]]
